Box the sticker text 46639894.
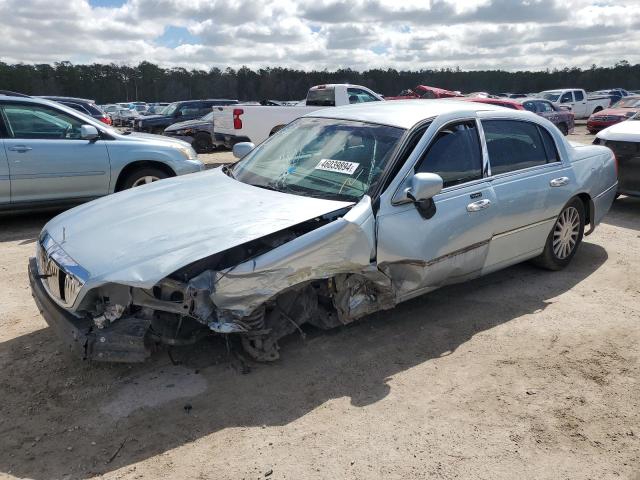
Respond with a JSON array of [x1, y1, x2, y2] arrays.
[[314, 159, 360, 175]]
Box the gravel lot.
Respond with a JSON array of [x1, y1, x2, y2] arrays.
[[0, 123, 638, 480]]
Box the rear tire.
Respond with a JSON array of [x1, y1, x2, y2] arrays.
[[120, 167, 169, 190], [593, 107, 603, 115], [531, 198, 585, 271]]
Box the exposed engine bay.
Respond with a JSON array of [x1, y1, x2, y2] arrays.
[[75, 205, 395, 363]]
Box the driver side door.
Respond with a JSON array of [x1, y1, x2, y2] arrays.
[[1, 102, 111, 204], [376, 118, 498, 302]]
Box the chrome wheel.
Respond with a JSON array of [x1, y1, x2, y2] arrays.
[[553, 206, 580, 259], [132, 175, 160, 187]]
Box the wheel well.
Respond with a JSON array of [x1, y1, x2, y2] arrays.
[[576, 193, 593, 228], [593, 106, 603, 114], [269, 125, 285, 136], [115, 161, 176, 192]]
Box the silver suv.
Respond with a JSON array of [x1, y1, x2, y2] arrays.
[[0, 93, 204, 211]]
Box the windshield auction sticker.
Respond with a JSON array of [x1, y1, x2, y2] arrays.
[[315, 159, 360, 175]]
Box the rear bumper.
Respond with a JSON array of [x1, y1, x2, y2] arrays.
[[29, 258, 151, 363]]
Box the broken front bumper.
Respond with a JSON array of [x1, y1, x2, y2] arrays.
[[28, 258, 150, 362]]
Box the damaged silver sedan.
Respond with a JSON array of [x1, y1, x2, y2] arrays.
[[29, 100, 618, 363]]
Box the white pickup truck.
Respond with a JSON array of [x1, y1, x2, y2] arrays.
[[540, 88, 611, 119], [212, 84, 383, 148]]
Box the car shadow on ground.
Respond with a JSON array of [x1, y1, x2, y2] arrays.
[[0, 242, 608, 479], [0, 211, 59, 243], [603, 196, 640, 231]]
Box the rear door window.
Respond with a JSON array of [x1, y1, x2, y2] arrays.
[[523, 101, 537, 112], [482, 120, 558, 175], [560, 92, 573, 103], [415, 120, 483, 188], [574, 90, 585, 101]]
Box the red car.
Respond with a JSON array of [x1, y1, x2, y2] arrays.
[[464, 97, 575, 135], [587, 96, 640, 133], [386, 85, 462, 100]]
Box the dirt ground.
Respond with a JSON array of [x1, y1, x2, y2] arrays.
[[0, 123, 639, 480]]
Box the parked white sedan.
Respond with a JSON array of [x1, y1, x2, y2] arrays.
[[30, 100, 617, 363]]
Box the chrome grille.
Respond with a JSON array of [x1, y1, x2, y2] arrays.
[[36, 234, 88, 308]]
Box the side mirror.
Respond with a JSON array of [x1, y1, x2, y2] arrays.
[[232, 142, 255, 159], [80, 125, 99, 141], [405, 172, 443, 202], [402, 172, 443, 220]]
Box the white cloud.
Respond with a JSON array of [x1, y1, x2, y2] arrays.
[[0, 0, 638, 71]]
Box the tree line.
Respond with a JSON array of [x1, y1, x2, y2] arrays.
[[0, 60, 637, 104]]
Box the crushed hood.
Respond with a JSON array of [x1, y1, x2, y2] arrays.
[[43, 168, 353, 288], [165, 118, 210, 131]]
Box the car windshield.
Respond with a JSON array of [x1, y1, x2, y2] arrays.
[[612, 97, 640, 108], [541, 92, 561, 102], [201, 111, 214, 121], [231, 117, 405, 202], [163, 103, 178, 116]]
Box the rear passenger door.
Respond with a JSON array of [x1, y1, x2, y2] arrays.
[[573, 90, 588, 117], [481, 119, 574, 270]]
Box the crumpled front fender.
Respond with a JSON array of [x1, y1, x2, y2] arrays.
[[212, 196, 391, 317]]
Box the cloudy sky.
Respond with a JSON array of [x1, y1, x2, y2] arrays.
[[0, 0, 638, 71]]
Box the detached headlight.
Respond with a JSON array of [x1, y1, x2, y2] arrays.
[[171, 144, 198, 160]]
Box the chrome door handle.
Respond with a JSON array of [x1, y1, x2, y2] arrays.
[[8, 145, 32, 153], [467, 199, 491, 212], [550, 177, 570, 187]]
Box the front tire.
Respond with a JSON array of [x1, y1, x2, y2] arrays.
[[120, 167, 169, 190], [532, 198, 585, 271], [193, 132, 212, 153]]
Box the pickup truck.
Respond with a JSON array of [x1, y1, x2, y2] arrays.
[[212, 84, 383, 148], [539, 89, 611, 119]]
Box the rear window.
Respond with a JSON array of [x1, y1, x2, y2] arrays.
[[307, 88, 335, 107]]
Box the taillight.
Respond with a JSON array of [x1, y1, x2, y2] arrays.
[[233, 109, 244, 129], [100, 116, 111, 125]]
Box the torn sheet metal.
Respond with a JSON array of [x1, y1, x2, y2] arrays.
[[212, 196, 389, 317]]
